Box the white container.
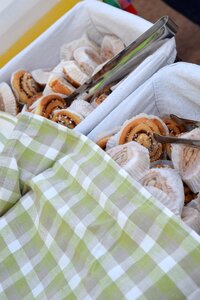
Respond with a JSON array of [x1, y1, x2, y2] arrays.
[[88, 62, 200, 141], [0, 0, 176, 135]]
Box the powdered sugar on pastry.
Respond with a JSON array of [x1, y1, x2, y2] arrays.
[[106, 141, 150, 181], [0, 82, 18, 115], [73, 46, 102, 76], [140, 167, 184, 216], [181, 206, 200, 234], [171, 128, 200, 193], [101, 35, 125, 61]]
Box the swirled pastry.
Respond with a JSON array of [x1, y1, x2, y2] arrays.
[[96, 127, 121, 150], [106, 141, 150, 181], [118, 114, 169, 162], [31, 68, 52, 86], [171, 128, 200, 193], [52, 109, 83, 129], [181, 206, 200, 234], [42, 62, 74, 97], [73, 46, 101, 76], [35, 94, 66, 119], [162, 116, 186, 158], [187, 193, 200, 211], [101, 35, 125, 61], [49, 76, 75, 96], [92, 93, 109, 107], [0, 82, 18, 115], [26, 93, 43, 110], [184, 183, 198, 204], [97, 136, 112, 150], [140, 167, 184, 216], [25, 94, 43, 113], [69, 99, 94, 118], [162, 116, 186, 135], [145, 186, 180, 216], [91, 86, 112, 108], [60, 34, 99, 61], [11, 70, 42, 105], [63, 61, 89, 88]]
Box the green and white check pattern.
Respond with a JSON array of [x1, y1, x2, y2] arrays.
[[0, 111, 17, 153], [0, 112, 200, 299]]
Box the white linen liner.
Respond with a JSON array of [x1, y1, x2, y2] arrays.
[[0, 0, 176, 135], [88, 62, 200, 141]]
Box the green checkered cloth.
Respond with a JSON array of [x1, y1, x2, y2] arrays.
[[0, 112, 200, 299], [0, 111, 17, 153]]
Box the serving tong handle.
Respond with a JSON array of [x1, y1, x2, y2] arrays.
[[170, 114, 200, 128], [154, 133, 200, 148], [65, 16, 178, 106]]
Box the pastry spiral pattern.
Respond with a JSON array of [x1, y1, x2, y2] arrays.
[[11, 70, 42, 105], [35, 95, 66, 119], [118, 114, 169, 162], [52, 109, 83, 129], [162, 116, 186, 158], [140, 167, 185, 216], [172, 128, 200, 193]]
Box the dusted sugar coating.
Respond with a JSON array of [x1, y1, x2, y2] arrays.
[[73, 46, 102, 76], [140, 167, 185, 216], [181, 206, 200, 234], [172, 128, 200, 193], [63, 61, 89, 88], [0, 82, 18, 115], [52, 108, 83, 129], [106, 141, 150, 181], [145, 186, 180, 216], [69, 99, 94, 118], [60, 34, 99, 61], [31, 68, 52, 86], [101, 35, 125, 61]]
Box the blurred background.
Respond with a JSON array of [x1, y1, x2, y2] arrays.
[[133, 0, 200, 64], [0, 0, 79, 68], [0, 0, 199, 67]]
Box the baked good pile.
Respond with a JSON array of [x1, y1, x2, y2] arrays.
[[0, 33, 125, 128], [96, 113, 200, 234]]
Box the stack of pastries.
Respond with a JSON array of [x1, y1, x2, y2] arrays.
[[0, 33, 125, 129], [1, 32, 200, 234], [96, 113, 200, 234]]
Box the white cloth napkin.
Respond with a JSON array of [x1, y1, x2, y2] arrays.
[[76, 38, 176, 135], [88, 62, 200, 141], [0, 0, 176, 135]]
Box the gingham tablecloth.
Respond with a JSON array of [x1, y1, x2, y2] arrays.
[[0, 112, 200, 299]]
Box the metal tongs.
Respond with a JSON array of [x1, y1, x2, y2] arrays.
[[170, 114, 200, 130], [65, 16, 178, 106], [154, 133, 200, 148], [154, 114, 200, 148]]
